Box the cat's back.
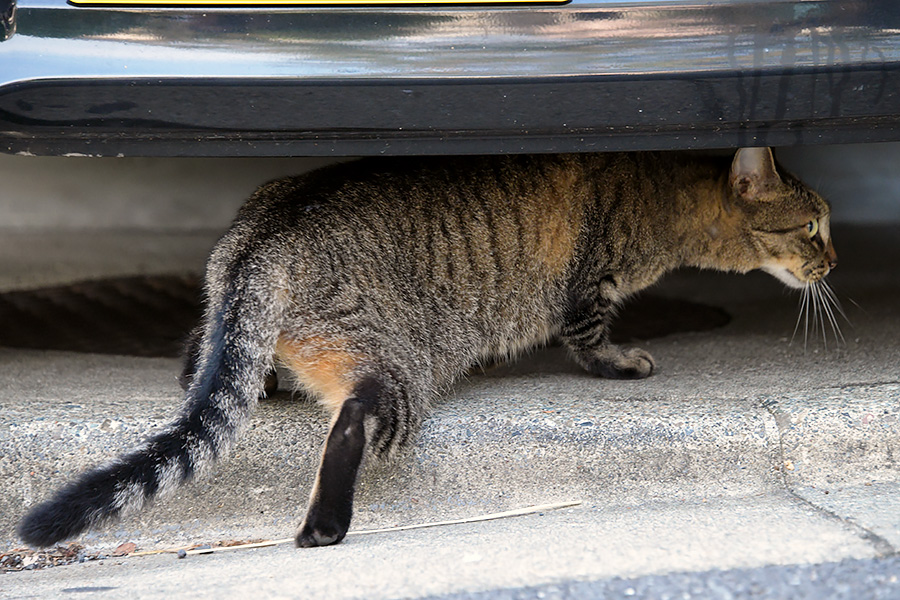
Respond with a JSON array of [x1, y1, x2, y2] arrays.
[[232, 154, 590, 278], [242, 154, 582, 218], [211, 155, 593, 365]]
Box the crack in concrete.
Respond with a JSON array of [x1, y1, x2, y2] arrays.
[[761, 398, 898, 558]]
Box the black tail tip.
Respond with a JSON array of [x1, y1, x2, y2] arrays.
[[18, 502, 84, 548]]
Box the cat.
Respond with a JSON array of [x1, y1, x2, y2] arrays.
[[18, 147, 836, 549]]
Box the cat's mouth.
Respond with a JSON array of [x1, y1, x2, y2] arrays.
[[761, 262, 831, 289]]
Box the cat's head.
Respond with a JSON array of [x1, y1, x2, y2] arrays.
[[727, 147, 837, 289]]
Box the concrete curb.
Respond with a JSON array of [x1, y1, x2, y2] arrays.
[[2, 347, 898, 552]]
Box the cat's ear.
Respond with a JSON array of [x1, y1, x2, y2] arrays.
[[730, 147, 782, 200]]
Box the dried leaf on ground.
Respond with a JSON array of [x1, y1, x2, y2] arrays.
[[1, 543, 103, 572], [113, 542, 137, 556]]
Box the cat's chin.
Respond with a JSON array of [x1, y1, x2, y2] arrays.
[[761, 265, 808, 290]]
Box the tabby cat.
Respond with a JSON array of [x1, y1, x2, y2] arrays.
[[19, 148, 836, 548]]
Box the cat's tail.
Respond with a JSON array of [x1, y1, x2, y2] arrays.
[[18, 260, 284, 547]]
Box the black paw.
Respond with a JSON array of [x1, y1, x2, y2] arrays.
[[295, 514, 349, 548]]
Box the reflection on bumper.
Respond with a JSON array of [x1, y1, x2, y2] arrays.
[[2, 0, 899, 156]]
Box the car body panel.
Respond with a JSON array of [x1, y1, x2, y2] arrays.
[[2, 0, 899, 156]]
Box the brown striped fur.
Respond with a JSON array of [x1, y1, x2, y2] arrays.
[[19, 148, 835, 549]]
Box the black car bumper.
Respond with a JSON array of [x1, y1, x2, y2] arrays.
[[2, 0, 900, 157]]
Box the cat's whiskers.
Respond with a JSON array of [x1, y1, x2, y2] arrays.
[[791, 284, 810, 350], [820, 279, 850, 323], [815, 282, 827, 350], [819, 280, 847, 345], [792, 278, 848, 351]]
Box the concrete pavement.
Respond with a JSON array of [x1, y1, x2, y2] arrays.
[[0, 496, 885, 599]]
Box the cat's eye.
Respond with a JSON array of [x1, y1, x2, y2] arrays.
[[806, 220, 818, 237]]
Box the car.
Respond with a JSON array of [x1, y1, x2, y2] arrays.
[[1, 0, 899, 157]]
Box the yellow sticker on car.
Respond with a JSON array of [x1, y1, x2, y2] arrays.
[[71, 0, 567, 5]]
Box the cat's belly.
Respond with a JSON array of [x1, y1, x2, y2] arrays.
[[475, 320, 558, 365]]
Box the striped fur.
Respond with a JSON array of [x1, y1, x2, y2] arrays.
[[19, 149, 834, 548]]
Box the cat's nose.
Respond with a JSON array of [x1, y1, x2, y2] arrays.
[[825, 240, 838, 271]]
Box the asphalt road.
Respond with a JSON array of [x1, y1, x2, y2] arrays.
[[434, 556, 900, 600]]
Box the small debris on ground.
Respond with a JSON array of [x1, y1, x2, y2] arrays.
[[113, 542, 137, 557], [133, 538, 268, 558], [213, 539, 267, 549], [1, 538, 273, 571], [3, 502, 582, 568], [1, 543, 104, 572]]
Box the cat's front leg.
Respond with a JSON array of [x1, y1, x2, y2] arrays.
[[567, 342, 655, 380], [561, 285, 655, 380]]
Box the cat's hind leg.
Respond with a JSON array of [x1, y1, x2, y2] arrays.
[[276, 338, 426, 547], [297, 371, 424, 547], [295, 378, 378, 547]]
